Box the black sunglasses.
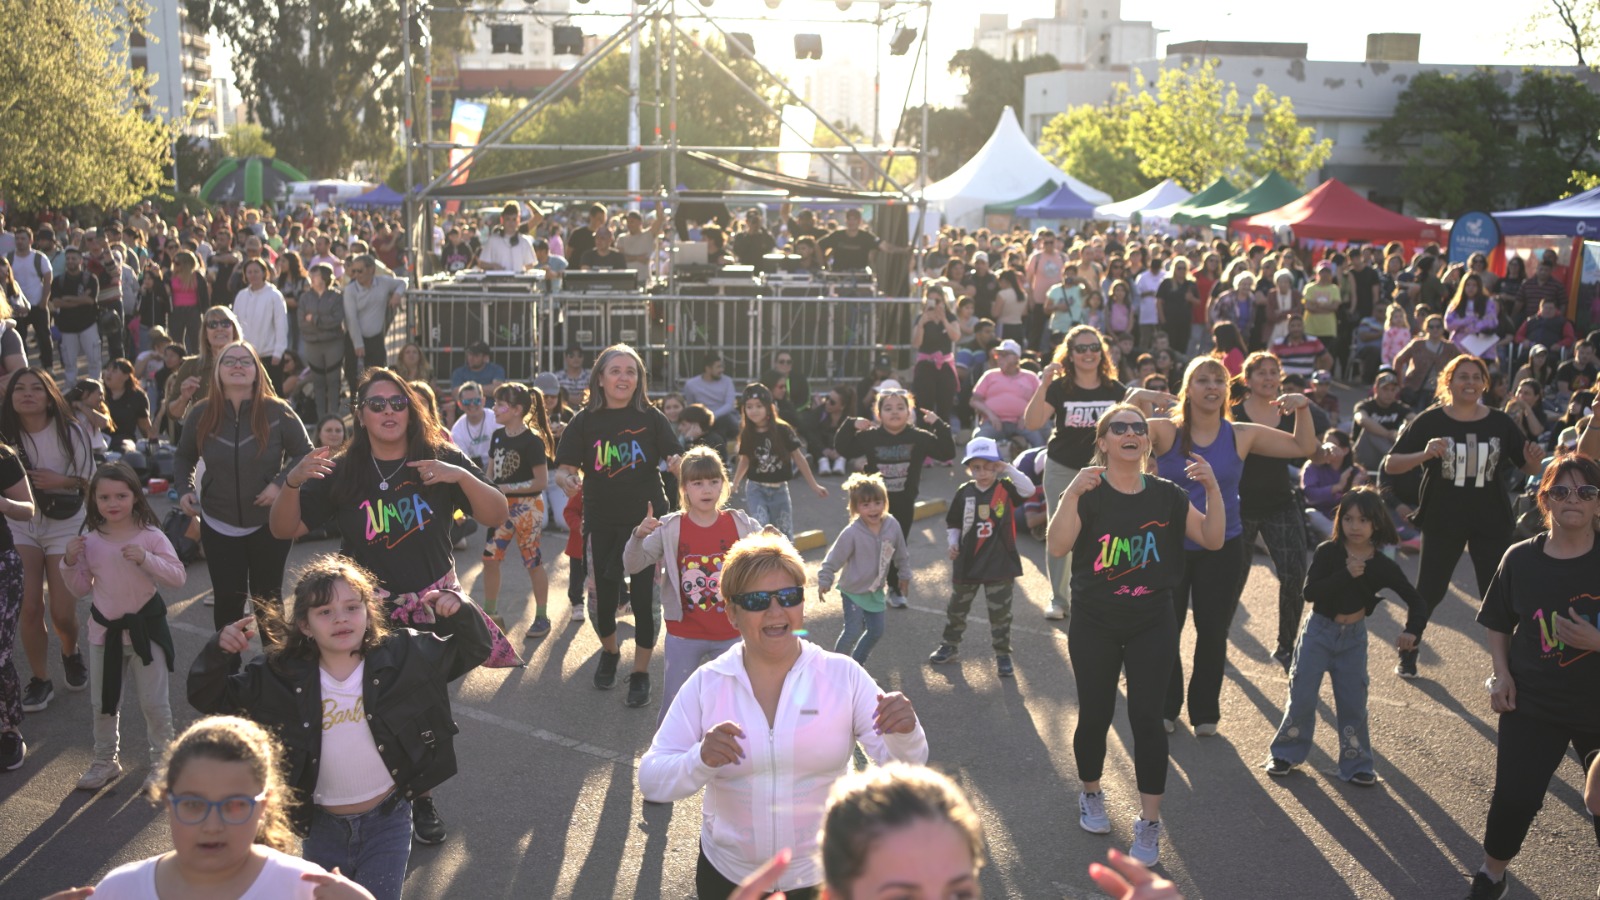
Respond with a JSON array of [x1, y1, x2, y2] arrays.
[[1548, 484, 1600, 502], [729, 586, 805, 612], [360, 395, 411, 413], [1070, 343, 1102, 355], [1108, 421, 1149, 436]]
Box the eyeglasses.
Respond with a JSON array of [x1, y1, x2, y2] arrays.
[[218, 356, 255, 370], [1107, 421, 1149, 436], [824, 397, 840, 406], [459, 397, 483, 407], [169, 792, 267, 826], [1070, 343, 1102, 355], [729, 586, 806, 612], [360, 395, 411, 413], [1548, 484, 1600, 502], [205, 319, 233, 330]]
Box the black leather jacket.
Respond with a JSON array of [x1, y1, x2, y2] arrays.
[[188, 602, 492, 834]]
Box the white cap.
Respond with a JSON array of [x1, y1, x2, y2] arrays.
[[962, 436, 1004, 465], [995, 339, 1023, 357]]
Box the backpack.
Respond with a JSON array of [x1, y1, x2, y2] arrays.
[[161, 507, 202, 565], [4, 251, 42, 314]]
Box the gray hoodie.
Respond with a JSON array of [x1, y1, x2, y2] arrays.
[[818, 515, 909, 596]]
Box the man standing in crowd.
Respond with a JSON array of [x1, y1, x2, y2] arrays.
[[962, 251, 1000, 321], [342, 253, 404, 383], [52, 247, 100, 381], [567, 203, 606, 268], [1270, 313, 1332, 381], [819, 208, 888, 271], [479, 202, 538, 273], [1024, 232, 1065, 352], [579, 229, 626, 270], [732, 208, 776, 267], [8, 226, 53, 369], [615, 206, 662, 283]]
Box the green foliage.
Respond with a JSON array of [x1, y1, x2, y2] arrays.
[[1514, 0, 1598, 67], [217, 123, 276, 160], [1366, 68, 1600, 215], [466, 34, 781, 192], [0, 0, 182, 212], [1037, 95, 1153, 200], [1244, 85, 1333, 183], [186, 0, 471, 178], [1127, 60, 1250, 192], [899, 49, 1060, 181]]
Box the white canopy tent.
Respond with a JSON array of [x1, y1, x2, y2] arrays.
[[1095, 179, 1194, 224], [920, 107, 1108, 231]]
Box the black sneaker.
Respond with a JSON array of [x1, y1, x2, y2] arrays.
[[1465, 871, 1508, 900], [1264, 757, 1294, 777], [412, 796, 447, 845], [1272, 648, 1293, 673], [996, 655, 1014, 678], [927, 643, 959, 665], [62, 654, 88, 692], [1396, 648, 1419, 679], [20, 678, 52, 713], [625, 672, 651, 708], [0, 730, 24, 771], [593, 651, 622, 690]]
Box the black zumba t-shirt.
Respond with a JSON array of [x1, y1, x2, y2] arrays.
[[946, 478, 1026, 583], [555, 405, 680, 530], [298, 446, 479, 594], [1477, 534, 1600, 731], [740, 423, 800, 485], [1044, 380, 1125, 469], [834, 417, 955, 498], [1390, 407, 1528, 527], [1069, 476, 1191, 625], [488, 428, 547, 492]]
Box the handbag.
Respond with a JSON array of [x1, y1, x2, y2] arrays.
[[161, 507, 201, 564], [15, 434, 85, 520]]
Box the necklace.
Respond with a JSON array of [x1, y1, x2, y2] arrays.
[[372, 454, 408, 491]]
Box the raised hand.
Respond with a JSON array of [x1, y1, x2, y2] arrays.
[[289, 447, 337, 488], [701, 721, 746, 768], [1183, 453, 1216, 490], [408, 459, 466, 485], [63, 534, 86, 567], [872, 692, 917, 735], [425, 589, 462, 618], [218, 615, 256, 654], [635, 502, 662, 539], [1345, 554, 1366, 579], [1069, 466, 1105, 498]]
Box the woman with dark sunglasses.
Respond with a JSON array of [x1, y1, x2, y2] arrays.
[[640, 531, 927, 900]]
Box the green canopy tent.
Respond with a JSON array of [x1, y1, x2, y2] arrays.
[[1172, 172, 1303, 228], [1162, 177, 1238, 223], [982, 180, 1059, 217], [200, 156, 309, 207]]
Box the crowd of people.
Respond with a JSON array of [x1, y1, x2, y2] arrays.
[[2, 199, 1599, 900]]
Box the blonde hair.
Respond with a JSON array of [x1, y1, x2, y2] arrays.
[[842, 471, 888, 516], [677, 445, 731, 508], [719, 531, 807, 601], [152, 716, 298, 854]]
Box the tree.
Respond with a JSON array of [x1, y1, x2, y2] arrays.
[[1513, 69, 1600, 202], [217, 123, 276, 159], [1244, 85, 1333, 183], [1515, 0, 1599, 66], [899, 49, 1060, 181], [185, 0, 471, 178], [1037, 95, 1153, 200], [0, 0, 181, 211], [1126, 60, 1250, 191]]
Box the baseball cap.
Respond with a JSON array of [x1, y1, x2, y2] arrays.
[[740, 383, 773, 404], [876, 378, 905, 393], [468, 340, 491, 355], [1312, 369, 1333, 384], [1374, 371, 1399, 387], [1530, 343, 1549, 357], [533, 372, 560, 395], [972, 251, 990, 265], [1559, 426, 1580, 450], [995, 339, 1023, 357], [961, 436, 1004, 466]]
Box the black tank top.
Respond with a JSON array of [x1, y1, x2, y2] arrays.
[[1233, 403, 1295, 518]]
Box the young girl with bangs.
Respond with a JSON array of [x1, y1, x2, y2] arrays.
[[731, 383, 826, 540], [1264, 486, 1426, 785], [480, 382, 554, 639], [62, 462, 186, 793], [189, 556, 492, 900]]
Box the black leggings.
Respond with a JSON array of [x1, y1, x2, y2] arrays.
[[1482, 709, 1600, 861], [586, 525, 657, 649], [1165, 536, 1246, 726], [1069, 604, 1177, 795], [884, 491, 915, 592], [911, 359, 956, 423], [1237, 503, 1309, 655], [1413, 517, 1510, 642], [696, 845, 819, 900], [200, 521, 292, 630]]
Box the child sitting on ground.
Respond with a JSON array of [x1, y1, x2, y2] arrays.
[[818, 472, 909, 665], [927, 437, 1035, 678]]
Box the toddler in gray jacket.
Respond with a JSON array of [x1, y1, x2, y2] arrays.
[[818, 473, 909, 664]]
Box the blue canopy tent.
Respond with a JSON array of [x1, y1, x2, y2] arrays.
[[350, 184, 405, 208], [1492, 185, 1600, 236], [1016, 182, 1099, 220]]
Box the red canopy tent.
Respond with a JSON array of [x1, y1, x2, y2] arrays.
[[1233, 178, 1446, 248]]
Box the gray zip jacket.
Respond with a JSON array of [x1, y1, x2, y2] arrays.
[[818, 516, 909, 595], [175, 397, 312, 530]]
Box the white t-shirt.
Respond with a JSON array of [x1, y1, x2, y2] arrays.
[[10, 249, 52, 309], [1134, 270, 1164, 325], [450, 412, 501, 471], [92, 847, 327, 899], [481, 231, 536, 271], [315, 661, 393, 807]]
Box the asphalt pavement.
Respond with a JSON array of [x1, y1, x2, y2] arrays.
[[1, 426, 1596, 899]]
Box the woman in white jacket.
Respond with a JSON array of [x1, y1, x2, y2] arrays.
[[230, 259, 287, 365], [638, 531, 928, 900]]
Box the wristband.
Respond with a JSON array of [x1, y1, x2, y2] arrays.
[[285, 479, 302, 490]]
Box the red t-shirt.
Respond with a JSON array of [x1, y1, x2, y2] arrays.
[[670, 513, 741, 641]]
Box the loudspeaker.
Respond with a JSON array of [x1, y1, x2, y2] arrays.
[[552, 25, 583, 55], [794, 34, 822, 60]]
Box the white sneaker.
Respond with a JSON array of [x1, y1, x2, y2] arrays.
[[570, 603, 586, 624], [887, 589, 908, 609], [1129, 817, 1162, 866], [1162, 719, 1176, 734], [1044, 604, 1066, 621], [1078, 791, 1111, 834], [76, 759, 124, 791], [202, 595, 215, 607], [1195, 723, 1218, 737]]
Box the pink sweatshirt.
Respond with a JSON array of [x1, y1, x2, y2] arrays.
[[62, 526, 187, 646]]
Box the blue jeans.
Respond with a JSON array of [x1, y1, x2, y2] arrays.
[[835, 594, 885, 664], [743, 481, 793, 539], [302, 796, 413, 900], [1269, 613, 1373, 780], [975, 419, 1049, 449]]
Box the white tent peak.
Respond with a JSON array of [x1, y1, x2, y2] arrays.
[[920, 107, 1109, 229], [1095, 179, 1195, 223]]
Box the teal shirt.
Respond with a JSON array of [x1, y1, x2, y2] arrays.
[[840, 588, 887, 614]]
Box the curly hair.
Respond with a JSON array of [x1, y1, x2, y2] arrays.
[[261, 555, 392, 669], [152, 716, 299, 854]]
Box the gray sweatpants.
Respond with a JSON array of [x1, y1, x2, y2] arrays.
[[1043, 456, 1079, 616], [304, 339, 344, 420], [658, 633, 740, 726]]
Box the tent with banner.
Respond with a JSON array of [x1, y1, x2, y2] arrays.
[[1017, 182, 1100, 220], [1095, 179, 1194, 224], [1492, 185, 1600, 236], [920, 107, 1109, 229], [1234, 179, 1445, 244], [200, 156, 309, 207], [1173, 172, 1302, 227]]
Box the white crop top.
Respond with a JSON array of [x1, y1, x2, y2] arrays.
[[314, 661, 394, 807]]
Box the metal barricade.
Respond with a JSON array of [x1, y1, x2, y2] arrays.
[[406, 285, 541, 382]]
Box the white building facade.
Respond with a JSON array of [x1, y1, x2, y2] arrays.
[[130, 1, 216, 136]]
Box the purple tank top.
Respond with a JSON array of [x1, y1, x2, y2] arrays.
[[1156, 419, 1243, 550]]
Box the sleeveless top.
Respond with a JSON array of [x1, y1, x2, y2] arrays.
[[1156, 418, 1243, 550], [1231, 403, 1297, 518]]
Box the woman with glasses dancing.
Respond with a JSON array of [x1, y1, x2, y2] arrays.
[[174, 342, 311, 632], [639, 531, 927, 900], [164, 305, 244, 438]]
